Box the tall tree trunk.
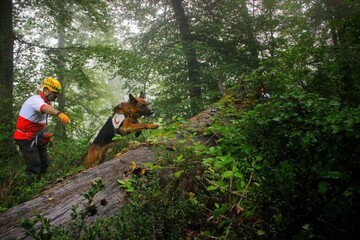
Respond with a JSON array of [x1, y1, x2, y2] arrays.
[[0, 0, 15, 159], [54, 28, 67, 138], [170, 0, 202, 115], [242, 1, 259, 66], [262, 0, 275, 58], [323, 0, 358, 106]]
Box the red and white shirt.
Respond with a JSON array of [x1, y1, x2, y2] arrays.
[[13, 92, 50, 140]]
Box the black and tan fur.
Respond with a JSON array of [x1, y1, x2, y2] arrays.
[[83, 93, 159, 168]]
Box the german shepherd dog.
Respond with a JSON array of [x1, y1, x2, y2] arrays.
[[83, 92, 159, 168]]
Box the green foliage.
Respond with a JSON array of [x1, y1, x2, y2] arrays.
[[117, 178, 135, 192], [47, 138, 88, 176], [19, 213, 54, 240], [250, 94, 359, 239], [202, 92, 360, 239], [0, 137, 88, 211], [0, 166, 51, 212], [92, 171, 203, 240]]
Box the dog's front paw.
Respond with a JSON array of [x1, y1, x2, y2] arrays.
[[149, 123, 160, 129]]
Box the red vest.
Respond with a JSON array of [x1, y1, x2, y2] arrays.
[[13, 92, 50, 140]]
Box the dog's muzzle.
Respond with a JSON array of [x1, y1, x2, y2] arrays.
[[142, 109, 154, 117]]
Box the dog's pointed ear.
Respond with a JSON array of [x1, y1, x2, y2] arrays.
[[129, 94, 137, 104], [139, 92, 145, 99]]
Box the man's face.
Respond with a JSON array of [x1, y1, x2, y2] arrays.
[[48, 91, 58, 101], [44, 88, 59, 101]]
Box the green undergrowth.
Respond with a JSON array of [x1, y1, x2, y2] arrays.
[[8, 92, 360, 239], [0, 138, 88, 212]]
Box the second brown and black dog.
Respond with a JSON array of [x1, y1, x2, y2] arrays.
[[83, 92, 159, 168]]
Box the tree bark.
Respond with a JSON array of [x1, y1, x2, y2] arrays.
[[53, 28, 67, 138], [170, 0, 202, 115], [322, 0, 358, 106], [242, 1, 259, 68], [0, 0, 15, 159]]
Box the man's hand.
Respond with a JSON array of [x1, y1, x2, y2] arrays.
[[57, 112, 71, 124]]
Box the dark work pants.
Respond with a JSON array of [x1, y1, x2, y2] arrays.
[[15, 140, 49, 175]]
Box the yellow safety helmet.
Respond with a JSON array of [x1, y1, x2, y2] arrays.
[[40, 77, 62, 93]]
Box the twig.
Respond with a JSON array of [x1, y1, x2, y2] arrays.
[[204, 133, 216, 146], [317, 217, 351, 236], [205, 178, 256, 202], [238, 172, 254, 205], [16, 36, 88, 50], [224, 222, 233, 240]]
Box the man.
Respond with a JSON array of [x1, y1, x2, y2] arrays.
[[13, 77, 71, 181]]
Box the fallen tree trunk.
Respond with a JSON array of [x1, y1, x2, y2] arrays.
[[0, 146, 156, 240]]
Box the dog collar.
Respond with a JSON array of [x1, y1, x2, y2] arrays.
[[112, 113, 125, 129]]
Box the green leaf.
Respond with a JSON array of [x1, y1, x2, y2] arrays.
[[175, 155, 185, 162], [272, 116, 281, 122], [142, 162, 162, 170], [222, 171, 233, 179], [218, 219, 230, 229], [117, 180, 126, 185], [318, 181, 328, 194], [174, 170, 184, 178], [0, 207, 8, 213], [207, 185, 218, 191], [240, 144, 253, 154], [125, 186, 135, 192], [202, 230, 211, 236], [233, 172, 243, 178]]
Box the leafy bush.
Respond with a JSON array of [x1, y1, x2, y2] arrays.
[[93, 187, 203, 239], [204, 92, 360, 239]]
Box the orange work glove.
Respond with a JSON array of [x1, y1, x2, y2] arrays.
[[57, 112, 71, 124]]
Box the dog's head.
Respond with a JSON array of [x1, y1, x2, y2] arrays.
[[129, 92, 154, 117], [113, 92, 154, 118]]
